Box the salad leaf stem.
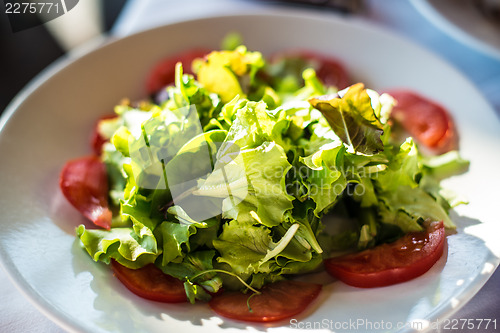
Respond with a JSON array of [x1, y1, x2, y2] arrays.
[[246, 292, 258, 313], [190, 269, 261, 295]]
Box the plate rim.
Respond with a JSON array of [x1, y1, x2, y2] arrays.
[[410, 0, 500, 61]]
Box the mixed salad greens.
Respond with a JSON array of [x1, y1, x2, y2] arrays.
[[63, 42, 469, 318]]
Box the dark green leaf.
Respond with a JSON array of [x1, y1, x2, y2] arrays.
[[309, 83, 384, 155]]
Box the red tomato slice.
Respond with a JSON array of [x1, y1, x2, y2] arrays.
[[59, 156, 112, 229], [387, 90, 457, 153], [111, 260, 187, 303], [90, 114, 117, 156], [145, 48, 210, 95], [271, 51, 350, 90], [324, 221, 445, 288], [209, 280, 322, 322]]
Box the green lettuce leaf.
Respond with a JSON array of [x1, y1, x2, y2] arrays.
[[373, 138, 420, 193], [285, 200, 324, 254], [158, 206, 219, 265], [213, 220, 273, 276], [378, 185, 455, 231], [166, 63, 222, 128], [196, 46, 265, 103], [422, 150, 470, 180], [299, 142, 347, 215], [160, 250, 216, 281], [222, 99, 287, 149], [76, 222, 159, 268], [213, 219, 319, 283], [309, 83, 384, 155], [194, 141, 293, 227]]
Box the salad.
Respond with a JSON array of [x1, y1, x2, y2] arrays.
[[59, 42, 469, 323]]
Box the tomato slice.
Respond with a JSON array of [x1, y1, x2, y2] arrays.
[[90, 114, 117, 156], [145, 48, 210, 95], [111, 260, 187, 303], [270, 51, 350, 90], [324, 221, 445, 288], [59, 156, 112, 229], [387, 90, 457, 153], [209, 280, 322, 322]]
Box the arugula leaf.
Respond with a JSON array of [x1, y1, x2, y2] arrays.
[[285, 206, 323, 254], [159, 250, 223, 300], [184, 280, 212, 303], [260, 223, 300, 264], [309, 83, 384, 155]]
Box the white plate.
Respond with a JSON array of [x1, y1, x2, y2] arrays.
[[1, 8, 499, 333], [410, 0, 500, 60]]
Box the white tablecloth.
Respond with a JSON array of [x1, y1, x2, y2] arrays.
[[1, 0, 499, 332]]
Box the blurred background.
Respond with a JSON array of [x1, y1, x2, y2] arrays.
[[0, 0, 127, 114], [2, 0, 499, 116]]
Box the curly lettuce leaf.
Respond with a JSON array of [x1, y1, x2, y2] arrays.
[[299, 142, 347, 215], [213, 219, 320, 285], [158, 206, 219, 265], [164, 129, 228, 221], [166, 63, 222, 127], [194, 141, 293, 227], [422, 150, 470, 180], [76, 222, 159, 268], [212, 220, 273, 276], [375, 138, 420, 191], [378, 185, 455, 230], [222, 99, 288, 149]]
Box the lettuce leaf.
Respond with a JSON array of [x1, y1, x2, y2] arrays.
[[196, 46, 265, 103], [158, 206, 219, 265], [76, 223, 159, 268], [378, 185, 455, 230], [375, 138, 420, 192], [194, 141, 293, 227], [213, 219, 320, 286], [422, 150, 470, 180], [222, 99, 287, 149], [299, 142, 347, 215], [213, 220, 273, 276], [309, 83, 384, 155], [74, 45, 469, 300]]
